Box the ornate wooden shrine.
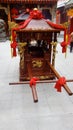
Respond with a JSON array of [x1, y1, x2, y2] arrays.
[[16, 13, 60, 81], [10, 9, 73, 102], [11, 9, 65, 81]]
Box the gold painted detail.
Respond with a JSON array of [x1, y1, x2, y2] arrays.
[[18, 42, 27, 54], [18, 42, 27, 69], [50, 41, 57, 66], [50, 41, 57, 46], [32, 60, 43, 68], [8, 21, 18, 30]]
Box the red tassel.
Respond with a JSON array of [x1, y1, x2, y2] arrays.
[[11, 41, 17, 57], [60, 28, 69, 53], [13, 48, 17, 57], [61, 41, 67, 53]]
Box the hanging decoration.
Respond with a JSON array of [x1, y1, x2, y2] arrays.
[[60, 28, 70, 57], [61, 29, 67, 53], [11, 8, 19, 20], [10, 31, 17, 57]]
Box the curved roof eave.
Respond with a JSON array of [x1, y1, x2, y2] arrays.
[[16, 18, 65, 33], [65, 0, 73, 8]]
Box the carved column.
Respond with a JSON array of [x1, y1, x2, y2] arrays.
[[51, 33, 57, 67]]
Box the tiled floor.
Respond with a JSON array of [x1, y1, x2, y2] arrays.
[[0, 36, 73, 130]]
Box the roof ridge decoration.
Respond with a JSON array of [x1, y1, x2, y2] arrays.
[[29, 8, 44, 19]]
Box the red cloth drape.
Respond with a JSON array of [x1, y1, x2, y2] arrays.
[[11, 41, 17, 56], [46, 20, 65, 30], [30, 77, 39, 88], [54, 77, 66, 92], [11, 32, 17, 57]]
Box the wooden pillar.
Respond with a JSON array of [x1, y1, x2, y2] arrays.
[[52, 32, 57, 67], [7, 4, 11, 21]]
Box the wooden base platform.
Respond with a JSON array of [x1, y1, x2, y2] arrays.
[[19, 52, 55, 81]]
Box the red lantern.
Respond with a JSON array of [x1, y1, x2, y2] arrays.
[[11, 8, 18, 15]]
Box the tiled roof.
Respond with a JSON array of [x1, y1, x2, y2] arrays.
[[65, 0, 73, 8]]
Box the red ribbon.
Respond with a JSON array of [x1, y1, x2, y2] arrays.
[[11, 41, 17, 56], [11, 31, 17, 57], [46, 20, 67, 53], [30, 77, 39, 88], [30, 9, 43, 19], [61, 41, 67, 53], [46, 20, 65, 30], [54, 77, 66, 92]]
